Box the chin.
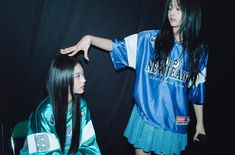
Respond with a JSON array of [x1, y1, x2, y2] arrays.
[[79, 90, 85, 94], [74, 90, 84, 95]]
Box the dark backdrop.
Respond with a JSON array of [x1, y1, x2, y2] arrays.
[[0, 0, 234, 154]]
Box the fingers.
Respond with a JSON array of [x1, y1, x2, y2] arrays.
[[84, 51, 89, 61], [193, 135, 199, 141], [60, 45, 80, 57], [68, 50, 78, 56], [193, 132, 199, 141], [60, 43, 90, 61], [60, 46, 76, 54], [194, 132, 207, 142]]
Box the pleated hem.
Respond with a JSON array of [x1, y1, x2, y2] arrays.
[[124, 105, 187, 155]]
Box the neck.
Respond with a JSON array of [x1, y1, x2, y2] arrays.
[[173, 27, 181, 42], [174, 33, 180, 42]]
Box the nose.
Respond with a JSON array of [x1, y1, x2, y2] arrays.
[[81, 75, 86, 83], [169, 10, 174, 16]]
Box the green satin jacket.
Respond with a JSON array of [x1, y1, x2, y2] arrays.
[[20, 96, 101, 155]]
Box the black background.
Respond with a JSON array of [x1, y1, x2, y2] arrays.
[[0, 0, 234, 154]]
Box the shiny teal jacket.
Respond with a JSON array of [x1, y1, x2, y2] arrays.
[[20, 96, 101, 155]]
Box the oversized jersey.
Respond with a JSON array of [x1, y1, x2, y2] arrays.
[[110, 30, 208, 133], [20, 97, 101, 155]]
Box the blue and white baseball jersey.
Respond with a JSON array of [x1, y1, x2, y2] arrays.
[[110, 30, 208, 133]]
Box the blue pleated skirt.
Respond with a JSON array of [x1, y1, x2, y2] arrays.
[[124, 105, 187, 155]]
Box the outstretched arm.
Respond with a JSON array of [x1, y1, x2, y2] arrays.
[[193, 104, 206, 141], [60, 35, 112, 60]]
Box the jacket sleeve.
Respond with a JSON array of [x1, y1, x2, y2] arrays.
[[79, 100, 101, 155], [20, 99, 62, 155]]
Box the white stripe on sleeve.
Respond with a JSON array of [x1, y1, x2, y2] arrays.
[[124, 34, 137, 69], [79, 120, 95, 146], [195, 67, 207, 86], [188, 67, 207, 87]]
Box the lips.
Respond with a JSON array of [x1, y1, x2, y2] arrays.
[[80, 85, 85, 89], [169, 18, 176, 22]]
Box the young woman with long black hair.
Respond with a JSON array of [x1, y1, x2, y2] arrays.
[[20, 55, 101, 155], [61, 0, 208, 154]]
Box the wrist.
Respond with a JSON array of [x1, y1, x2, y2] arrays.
[[196, 120, 204, 125], [86, 35, 93, 44]]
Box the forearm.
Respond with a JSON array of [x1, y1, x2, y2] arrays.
[[193, 104, 206, 135], [193, 104, 204, 124], [88, 35, 112, 51], [193, 104, 206, 140]]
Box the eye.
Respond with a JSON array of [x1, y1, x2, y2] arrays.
[[168, 4, 173, 10], [74, 74, 80, 79]]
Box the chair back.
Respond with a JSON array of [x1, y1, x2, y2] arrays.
[[11, 120, 29, 155]]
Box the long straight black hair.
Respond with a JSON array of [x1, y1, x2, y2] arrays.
[[155, 0, 207, 86], [47, 55, 81, 154]]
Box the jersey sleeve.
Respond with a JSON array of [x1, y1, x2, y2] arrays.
[[79, 99, 101, 155], [110, 33, 138, 70], [20, 98, 61, 155], [188, 47, 209, 104]]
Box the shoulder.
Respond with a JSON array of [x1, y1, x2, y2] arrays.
[[30, 96, 53, 122], [34, 96, 53, 115], [132, 29, 161, 44], [125, 29, 160, 39], [79, 97, 91, 119], [200, 42, 209, 58], [29, 97, 55, 130], [196, 42, 209, 67], [137, 29, 160, 37], [80, 97, 88, 109], [80, 97, 90, 114]]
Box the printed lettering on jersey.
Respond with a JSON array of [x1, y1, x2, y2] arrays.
[[176, 116, 190, 125], [150, 36, 156, 47], [27, 133, 60, 154], [145, 58, 190, 83]]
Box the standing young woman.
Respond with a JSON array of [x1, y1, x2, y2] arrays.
[[61, 0, 208, 154], [20, 55, 101, 155]]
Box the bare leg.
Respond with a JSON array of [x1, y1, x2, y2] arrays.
[[135, 149, 151, 155]]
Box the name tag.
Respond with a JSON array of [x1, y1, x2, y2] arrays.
[[27, 133, 60, 154]]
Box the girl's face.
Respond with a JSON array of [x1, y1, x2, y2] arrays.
[[73, 63, 86, 94], [168, 0, 182, 32]]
